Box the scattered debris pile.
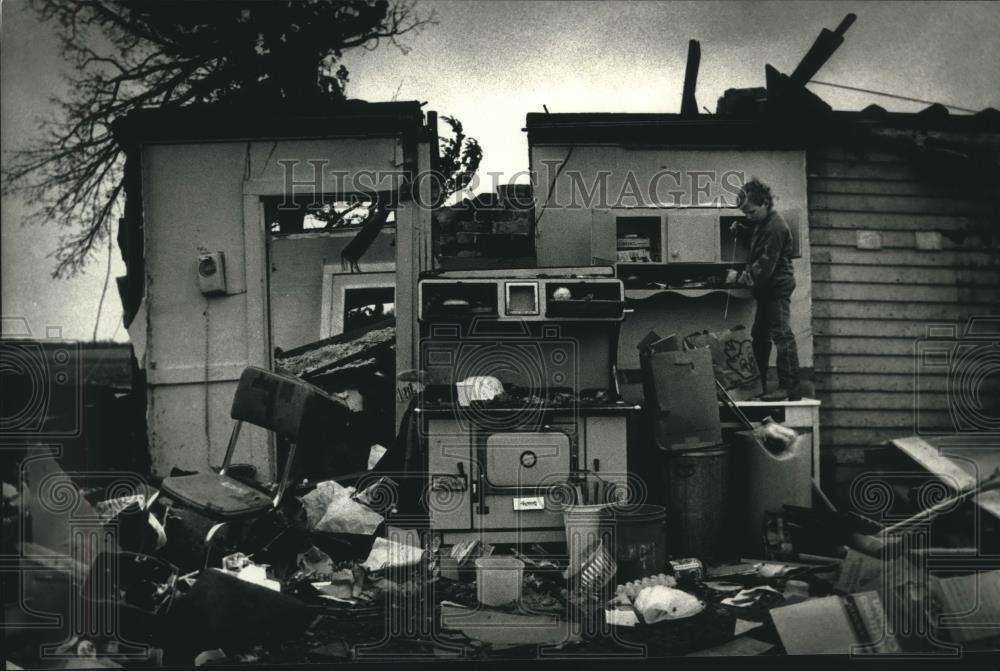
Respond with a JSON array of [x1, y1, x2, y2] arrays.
[[6, 426, 1000, 667]]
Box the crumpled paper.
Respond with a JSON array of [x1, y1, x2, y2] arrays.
[[720, 585, 783, 608], [234, 564, 281, 592], [299, 480, 383, 535], [313, 568, 360, 599], [368, 444, 387, 471], [362, 536, 426, 573], [634, 585, 706, 624], [297, 546, 334, 576], [95, 494, 147, 523]]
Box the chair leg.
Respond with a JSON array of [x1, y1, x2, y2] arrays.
[[203, 521, 228, 571], [272, 442, 298, 509], [219, 421, 243, 476]]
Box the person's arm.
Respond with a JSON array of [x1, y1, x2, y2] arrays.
[[745, 222, 785, 285], [726, 221, 754, 286], [729, 219, 753, 240]]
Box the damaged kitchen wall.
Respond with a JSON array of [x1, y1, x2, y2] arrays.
[[114, 104, 432, 479], [526, 130, 814, 399]]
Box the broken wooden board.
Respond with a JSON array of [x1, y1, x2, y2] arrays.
[[275, 319, 395, 378]]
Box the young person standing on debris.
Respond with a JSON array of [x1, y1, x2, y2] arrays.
[[726, 178, 801, 401]]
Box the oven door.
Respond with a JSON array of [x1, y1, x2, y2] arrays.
[[483, 431, 570, 491]]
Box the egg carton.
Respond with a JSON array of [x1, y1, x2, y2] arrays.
[[613, 573, 677, 602]]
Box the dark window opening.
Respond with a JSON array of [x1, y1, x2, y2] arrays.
[[264, 194, 395, 235], [343, 287, 395, 332]]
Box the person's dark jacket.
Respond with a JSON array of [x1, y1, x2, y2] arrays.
[[739, 210, 795, 297]]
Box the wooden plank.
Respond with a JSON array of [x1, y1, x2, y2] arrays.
[[815, 337, 1000, 366], [818, 409, 953, 428], [810, 229, 989, 250], [814, 318, 965, 338], [809, 193, 995, 216], [815, 354, 925, 375], [808, 211, 980, 232], [807, 160, 922, 181], [814, 336, 923, 356], [811, 265, 999, 286], [808, 178, 980, 198], [812, 301, 978, 321], [810, 248, 996, 268], [813, 282, 996, 304], [823, 428, 917, 447], [814, 373, 946, 393], [809, 148, 911, 164], [814, 391, 948, 410]]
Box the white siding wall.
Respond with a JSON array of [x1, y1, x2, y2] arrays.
[[808, 146, 1000, 478], [138, 137, 410, 477]]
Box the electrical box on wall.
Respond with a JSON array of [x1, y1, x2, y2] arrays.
[[197, 252, 228, 296]]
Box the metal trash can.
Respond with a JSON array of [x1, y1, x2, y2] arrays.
[[662, 445, 731, 558]]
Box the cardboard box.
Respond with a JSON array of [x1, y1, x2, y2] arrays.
[[930, 570, 1000, 645], [770, 591, 902, 655]]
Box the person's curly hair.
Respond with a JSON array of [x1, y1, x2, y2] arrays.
[[737, 177, 774, 211]]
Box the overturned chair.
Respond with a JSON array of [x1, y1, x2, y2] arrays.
[[160, 366, 352, 522]]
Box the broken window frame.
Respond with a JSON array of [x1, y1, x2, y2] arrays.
[[321, 267, 396, 338], [263, 191, 396, 236]]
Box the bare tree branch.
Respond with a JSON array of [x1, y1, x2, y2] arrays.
[[4, 0, 435, 278]]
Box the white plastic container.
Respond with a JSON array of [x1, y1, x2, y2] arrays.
[[475, 556, 524, 606], [733, 430, 812, 554]]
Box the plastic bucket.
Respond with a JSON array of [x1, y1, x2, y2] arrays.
[[609, 503, 667, 583], [563, 504, 614, 582], [564, 503, 666, 585], [662, 446, 731, 558], [566, 538, 618, 593], [475, 556, 524, 606]]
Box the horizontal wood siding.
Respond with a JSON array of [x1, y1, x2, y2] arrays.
[[807, 148, 1000, 459]]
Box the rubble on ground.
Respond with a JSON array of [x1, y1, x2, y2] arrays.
[[6, 408, 999, 665]]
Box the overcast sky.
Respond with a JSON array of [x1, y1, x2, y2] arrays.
[[2, 0, 999, 342]]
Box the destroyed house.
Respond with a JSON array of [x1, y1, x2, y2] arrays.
[[525, 104, 1000, 498], [112, 102, 438, 478]]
